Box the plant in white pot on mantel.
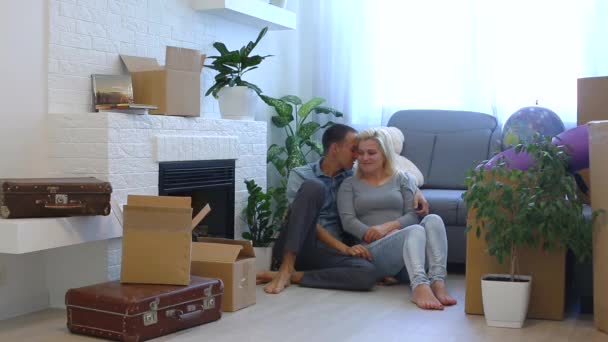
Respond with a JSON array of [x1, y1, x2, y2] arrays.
[[242, 179, 279, 272], [462, 136, 600, 328], [204, 27, 272, 120]]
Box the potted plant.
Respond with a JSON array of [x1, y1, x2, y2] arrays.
[[242, 179, 278, 271], [205, 27, 272, 120], [263, 94, 343, 219], [462, 136, 599, 328]]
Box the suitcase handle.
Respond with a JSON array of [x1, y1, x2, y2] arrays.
[[166, 305, 205, 322]]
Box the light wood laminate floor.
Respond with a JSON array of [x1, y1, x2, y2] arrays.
[[1, 275, 607, 342]]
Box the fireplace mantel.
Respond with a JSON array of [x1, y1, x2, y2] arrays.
[[47, 112, 268, 244]]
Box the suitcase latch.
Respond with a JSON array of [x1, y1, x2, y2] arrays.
[[143, 298, 159, 326], [203, 285, 215, 310]]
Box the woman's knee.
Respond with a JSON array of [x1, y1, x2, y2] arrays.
[[404, 224, 426, 240], [421, 214, 446, 233], [421, 214, 444, 227]]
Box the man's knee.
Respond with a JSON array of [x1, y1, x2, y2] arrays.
[[350, 261, 378, 291], [297, 179, 325, 203]]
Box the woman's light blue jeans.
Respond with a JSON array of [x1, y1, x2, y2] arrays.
[[364, 214, 448, 289]]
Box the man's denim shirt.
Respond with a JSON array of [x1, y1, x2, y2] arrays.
[[286, 159, 353, 241]]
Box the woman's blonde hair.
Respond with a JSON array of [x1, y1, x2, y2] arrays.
[[355, 128, 397, 178]]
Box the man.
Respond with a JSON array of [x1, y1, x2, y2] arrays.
[[258, 124, 429, 294]]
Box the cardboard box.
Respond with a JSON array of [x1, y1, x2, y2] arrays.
[[576, 76, 608, 203], [120, 195, 210, 286], [120, 47, 206, 117], [588, 120, 608, 333], [465, 208, 566, 320], [578, 76, 608, 126], [191, 238, 256, 312]]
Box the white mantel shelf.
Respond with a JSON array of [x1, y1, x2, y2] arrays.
[[191, 0, 296, 30], [0, 210, 122, 254]]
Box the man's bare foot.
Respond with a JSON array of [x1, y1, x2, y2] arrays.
[[431, 280, 457, 306], [378, 276, 399, 286], [411, 284, 444, 310], [264, 268, 293, 294], [257, 271, 304, 285], [257, 271, 276, 284]]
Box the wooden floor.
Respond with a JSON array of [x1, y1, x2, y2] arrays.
[[1, 274, 607, 342]]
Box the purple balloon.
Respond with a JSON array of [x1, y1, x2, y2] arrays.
[[552, 124, 589, 171], [484, 147, 533, 170], [483, 124, 589, 171]]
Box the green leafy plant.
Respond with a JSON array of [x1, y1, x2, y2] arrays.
[[204, 27, 272, 99], [462, 135, 602, 280], [262, 95, 343, 220], [242, 179, 277, 247]]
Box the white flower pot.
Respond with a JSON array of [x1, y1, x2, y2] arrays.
[[253, 246, 273, 272], [481, 273, 532, 328], [217, 86, 258, 120]]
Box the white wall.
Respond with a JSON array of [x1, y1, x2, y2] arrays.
[[47, 0, 287, 119], [0, 0, 50, 321], [0, 0, 48, 178]]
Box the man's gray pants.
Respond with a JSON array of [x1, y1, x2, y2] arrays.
[[272, 179, 377, 291]]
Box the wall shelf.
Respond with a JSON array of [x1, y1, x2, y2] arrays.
[[0, 207, 123, 254], [191, 0, 296, 30]]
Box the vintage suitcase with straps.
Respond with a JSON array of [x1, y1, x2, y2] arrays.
[[0, 177, 112, 219], [65, 276, 223, 342]]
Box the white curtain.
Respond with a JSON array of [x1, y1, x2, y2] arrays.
[[301, 0, 608, 128]]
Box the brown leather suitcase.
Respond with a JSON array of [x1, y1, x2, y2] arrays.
[[0, 177, 112, 218], [65, 276, 223, 342]]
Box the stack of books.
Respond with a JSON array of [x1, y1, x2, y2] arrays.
[[91, 74, 157, 114]]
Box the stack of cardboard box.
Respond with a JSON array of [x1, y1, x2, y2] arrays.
[[121, 195, 257, 312], [578, 76, 608, 334]]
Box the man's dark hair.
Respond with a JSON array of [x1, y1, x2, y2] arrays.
[[322, 123, 357, 156]]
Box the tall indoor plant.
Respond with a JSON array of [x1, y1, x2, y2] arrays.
[[242, 179, 277, 271], [263, 94, 343, 221], [462, 136, 599, 328], [205, 27, 272, 120]]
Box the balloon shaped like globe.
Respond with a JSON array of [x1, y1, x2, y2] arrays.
[[502, 106, 565, 150]]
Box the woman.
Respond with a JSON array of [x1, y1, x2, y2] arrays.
[[336, 128, 456, 310]]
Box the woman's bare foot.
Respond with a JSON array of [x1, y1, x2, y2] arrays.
[[256, 271, 276, 284], [431, 280, 457, 306], [411, 284, 444, 310]]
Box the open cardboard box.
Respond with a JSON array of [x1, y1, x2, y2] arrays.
[[191, 238, 256, 312], [120, 46, 206, 117], [120, 195, 210, 286]]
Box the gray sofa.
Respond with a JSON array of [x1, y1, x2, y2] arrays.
[[387, 110, 502, 264]]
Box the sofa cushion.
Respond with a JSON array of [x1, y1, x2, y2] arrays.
[[422, 189, 467, 227], [427, 130, 494, 189], [388, 110, 501, 190], [402, 132, 435, 182]]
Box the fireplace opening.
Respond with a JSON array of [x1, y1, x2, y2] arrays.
[[158, 159, 235, 240]]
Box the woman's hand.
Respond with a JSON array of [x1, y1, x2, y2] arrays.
[[343, 244, 372, 261], [363, 225, 391, 243], [414, 190, 430, 216]]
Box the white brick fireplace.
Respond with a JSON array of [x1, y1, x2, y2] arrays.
[[47, 112, 267, 285]]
